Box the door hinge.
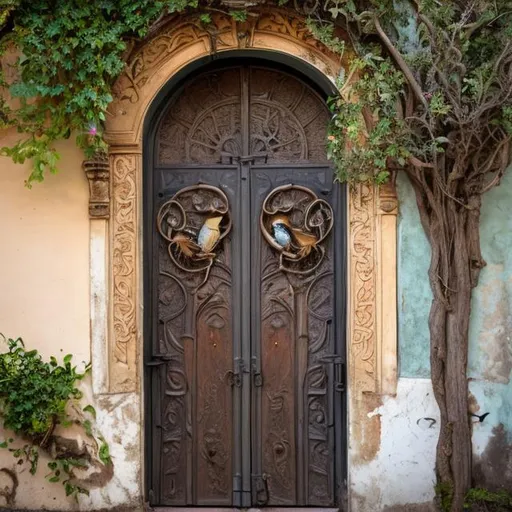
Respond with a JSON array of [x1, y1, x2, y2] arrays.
[[319, 354, 345, 393], [252, 473, 269, 506], [335, 360, 346, 392], [145, 352, 175, 367]]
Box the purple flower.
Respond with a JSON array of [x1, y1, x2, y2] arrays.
[[88, 125, 97, 136]]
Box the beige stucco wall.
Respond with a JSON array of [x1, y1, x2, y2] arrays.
[[0, 130, 90, 361], [0, 131, 90, 509], [0, 132, 142, 511]]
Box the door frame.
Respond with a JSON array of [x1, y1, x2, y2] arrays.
[[82, 10, 399, 511], [142, 55, 347, 507]]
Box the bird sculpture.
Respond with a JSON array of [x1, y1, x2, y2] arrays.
[[197, 216, 223, 254], [271, 215, 318, 258], [291, 228, 318, 258], [272, 219, 292, 250], [171, 233, 202, 258]]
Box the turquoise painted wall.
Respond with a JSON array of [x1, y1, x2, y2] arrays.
[[397, 168, 512, 385], [397, 167, 512, 485], [468, 169, 512, 444], [397, 172, 431, 377]]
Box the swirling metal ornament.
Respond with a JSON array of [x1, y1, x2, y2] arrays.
[[157, 184, 231, 280], [260, 184, 333, 274]]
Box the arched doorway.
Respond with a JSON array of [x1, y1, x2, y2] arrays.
[[144, 60, 346, 508]]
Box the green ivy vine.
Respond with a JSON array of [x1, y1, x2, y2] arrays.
[[0, 0, 203, 185], [0, 336, 110, 500]]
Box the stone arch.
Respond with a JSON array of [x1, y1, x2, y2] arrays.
[[105, 9, 346, 146], [83, 8, 398, 464]]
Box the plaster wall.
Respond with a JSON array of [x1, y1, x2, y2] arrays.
[[0, 131, 90, 362], [394, 168, 512, 495], [348, 168, 512, 511], [468, 168, 512, 490], [349, 378, 438, 512], [0, 132, 142, 510]]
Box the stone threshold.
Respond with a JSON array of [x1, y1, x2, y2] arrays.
[[151, 508, 341, 512]]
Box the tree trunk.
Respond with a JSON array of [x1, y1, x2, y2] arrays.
[[407, 173, 485, 511]]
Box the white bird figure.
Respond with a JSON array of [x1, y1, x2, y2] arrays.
[[197, 216, 223, 254]]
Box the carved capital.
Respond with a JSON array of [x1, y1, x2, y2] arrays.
[[83, 159, 110, 219], [377, 181, 398, 215]]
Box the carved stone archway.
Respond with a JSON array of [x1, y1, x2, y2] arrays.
[[83, 5, 398, 481]]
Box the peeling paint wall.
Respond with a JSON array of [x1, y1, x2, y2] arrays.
[[374, 169, 512, 511], [396, 173, 432, 378], [468, 168, 512, 491], [349, 379, 439, 512]]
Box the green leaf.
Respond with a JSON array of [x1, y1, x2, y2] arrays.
[[83, 405, 96, 419], [83, 419, 93, 437], [98, 437, 111, 465]]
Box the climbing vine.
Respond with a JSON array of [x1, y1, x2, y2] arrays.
[[0, 336, 111, 500], [0, 0, 202, 185], [305, 1, 511, 511]]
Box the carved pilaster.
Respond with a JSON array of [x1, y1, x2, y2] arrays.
[[109, 152, 140, 393], [376, 180, 398, 395], [83, 159, 110, 219], [349, 183, 377, 395], [349, 180, 398, 397]]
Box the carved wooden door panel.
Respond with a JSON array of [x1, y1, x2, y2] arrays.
[[147, 65, 345, 508]]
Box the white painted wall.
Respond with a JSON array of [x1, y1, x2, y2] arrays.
[[350, 378, 439, 511]]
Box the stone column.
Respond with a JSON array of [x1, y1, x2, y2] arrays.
[[376, 180, 398, 395], [83, 158, 110, 394]]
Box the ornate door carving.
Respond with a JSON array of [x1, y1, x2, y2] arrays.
[[148, 65, 345, 507]]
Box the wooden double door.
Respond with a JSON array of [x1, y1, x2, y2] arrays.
[[146, 64, 345, 508]]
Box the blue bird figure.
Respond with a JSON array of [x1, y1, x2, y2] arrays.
[[272, 221, 292, 249]]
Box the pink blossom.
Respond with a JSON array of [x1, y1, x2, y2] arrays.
[[88, 125, 97, 136]]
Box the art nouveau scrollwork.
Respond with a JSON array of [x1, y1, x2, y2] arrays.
[[157, 184, 232, 281], [260, 184, 334, 274]]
